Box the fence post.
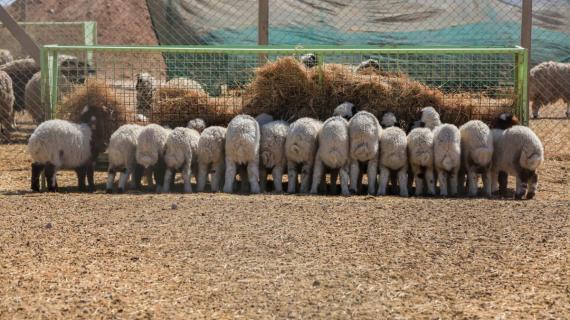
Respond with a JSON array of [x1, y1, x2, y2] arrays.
[[258, 0, 269, 62], [0, 5, 40, 64], [521, 0, 532, 125]]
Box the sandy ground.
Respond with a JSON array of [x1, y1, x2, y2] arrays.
[[0, 141, 569, 318]]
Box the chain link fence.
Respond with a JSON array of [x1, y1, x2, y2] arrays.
[[0, 0, 569, 159]]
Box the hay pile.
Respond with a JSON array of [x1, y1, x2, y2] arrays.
[[242, 57, 516, 126], [59, 79, 127, 142]]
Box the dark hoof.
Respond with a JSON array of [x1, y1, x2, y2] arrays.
[[31, 186, 40, 192], [87, 186, 96, 193], [106, 188, 113, 194], [526, 192, 535, 200], [349, 189, 357, 195], [515, 193, 524, 200], [117, 188, 125, 194]]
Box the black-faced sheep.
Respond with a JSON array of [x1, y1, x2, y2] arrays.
[[300, 53, 317, 68], [529, 61, 570, 118], [285, 117, 323, 194]]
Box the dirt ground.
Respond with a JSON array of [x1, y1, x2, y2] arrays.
[[0, 140, 569, 318]]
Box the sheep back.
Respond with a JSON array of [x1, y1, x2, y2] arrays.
[[407, 127, 434, 168], [433, 124, 461, 172], [380, 126, 408, 170], [349, 111, 381, 162], [285, 117, 323, 164], [494, 125, 544, 174], [260, 120, 289, 169], [318, 116, 350, 169], [529, 61, 570, 104], [198, 126, 226, 164], [225, 115, 260, 164], [164, 127, 199, 169], [459, 120, 494, 168], [136, 124, 171, 168], [107, 124, 144, 169]]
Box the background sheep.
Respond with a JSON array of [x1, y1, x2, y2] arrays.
[[332, 102, 357, 120], [197, 126, 226, 192], [0, 49, 13, 66], [223, 115, 261, 194], [459, 120, 494, 197], [419, 106, 442, 130], [491, 112, 520, 130], [166, 77, 206, 95], [433, 124, 461, 197], [378, 126, 408, 196], [27, 106, 104, 192], [255, 113, 274, 127], [0, 59, 40, 114], [311, 116, 351, 196], [136, 124, 171, 192], [0, 70, 15, 134], [58, 55, 95, 84], [380, 111, 398, 129], [106, 124, 144, 193], [492, 126, 544, 200], [259, 120, 289, 193], [529, 61, 570, 118], [24, 72, 71, 124], [163, 127, 200, 193], [355, 59, 380, 74], [300, 53, 317, 68], [187, 118, 206, 133], [135, 72, 156, 116], [407, 127, 435, 196], [348, 111, 381, 195], [285, 117, 323, 194]]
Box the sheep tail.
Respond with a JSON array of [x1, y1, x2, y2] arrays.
[[472, 146, 493, 167], [415, 151, 431, 167], [522, 152, 543, 171], [261, 151, 273, 167], [289, 144, 301, 156], [353, 143, 369, 159], [441, 154, 455, 172]]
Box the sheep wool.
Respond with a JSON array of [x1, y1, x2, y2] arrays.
[[106, 124, 144, 193], [259, 120, 289, 193], [163, 127, 200, 193], [0, 49, 13, 66], [0, 70, 15, 133], [285, 117, 323, 194], [187, 118, 206, 133], [348, 111, 381, 195], [459, 120, 494, 197], [529, 61, 570, 118], [419, 106, 442, 130], [380, 111, 398, 129], [197, 126, 227, 192], [407, 127, 435, 196], [166, 77, 206, 95], [433, 124, 461, 196], [332, 102, 356, 120], [135, 72, 156, 115], [136, 124, 171, 192], [378, 126, 408, 196]]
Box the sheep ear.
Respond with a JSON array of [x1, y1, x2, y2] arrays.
[[351, 105, 357, 115]]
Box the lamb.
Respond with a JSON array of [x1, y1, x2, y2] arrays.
[[162, 127, 200, 193], [135, 72, 155, 115], [197, 126, 227, 192], [310, 116, 351, 196], [24, 72, 70, 124], [0, 59, 40, 114], [418, 106, 442, 130], [332, 102, 357, 120], [255, 113, 274, 127], [377, 126, 408, 196], [285, 117, 323, 194], [259, 120, 289, 193], [492, 125, 544, 200], [458, 120, 494, 197], [433, 124, 461, 196], [27, 105, 104, 192], [223, 115, 261, 194], [380, 111, 398, 129], [105, 124, 144, 193], [529, 61, 570, 118], [187, 118, 206, 133], [348, 111, 381, 195], [0, 70, 15, 134], [407, 127, 435, 196], [135, 124, 171, 192], [0, 49, 13, 66]]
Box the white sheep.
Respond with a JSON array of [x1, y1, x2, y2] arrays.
[[105, 124, 144, 193], [166, 77, 206, 95], [492, 125, 544, 200], [0, 70, 15, 134], [135, 72, 156, 115], [419, 106, 442, 130], [285, 117, 323, 194], [332, 102, 357, 120], [0, 49, 13, 66], [187, 118, 206, 133], [197, 126, 226, 192], [380, 111, 398, 129], [458, 120, 494, 197], [311, 116, 351, 195], [259, 120, 289, 193], [27, 106, 104, 192], [162, 127, 200, 193], [377, 126, 408, 196], [433, 124, 461, 197], [529, 61, 570, 118], [407, 127, 435, 196], [135, 124, 171, 192], [348, 111, 381, 195], [223, 114, 261, 194], [255, 113, 274, 127]]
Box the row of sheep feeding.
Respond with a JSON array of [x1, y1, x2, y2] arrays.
[[27, 101, 544, 200]]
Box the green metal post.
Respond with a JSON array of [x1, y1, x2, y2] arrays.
[[49, 51, 59, 120], [516, 49, 529, 125]]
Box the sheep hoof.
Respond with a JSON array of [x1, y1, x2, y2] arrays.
[[106, 188, 113, 194], [349, 189, 357, 195], [526, 191, 536, 200], [514, 193, 524, 200], [117, 188, 125, 194]]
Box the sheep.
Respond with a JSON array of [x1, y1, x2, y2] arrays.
[[259, 120, 289, 193], [0, 49, 13, 66], [187, 118, 206, 133], [458, 120, 494, 197], [418, 106, 442, 130], [24, 72, 71, 124], [197, 126, 227, 192], [58, 55, 95, 84], [377, 126, 408, 196], [348, 111, 381, 195], [0, 59, 39, 121], [0, 70, 15, 134], [332, 102, 357, 120], [166, 77, 206, 95], [492, 125, 544, 199], [105, 124, 144, 193], [355, 59, 380, 74], [529, 61, 570, 118], [223, 114, 261, 194], [380, 111, 398, 129], [255, 113, 274, 127], [300, 53, 317, 68], [27, 105, 104, 192], [433, 124, 461, 197], [135, 72, 156, 115], [162, 127, 200, 193], [285, 117, 323, 194], [490, 113, 521, 193], [310, 116, 351, 196], [135, 124, 171, 193], [407, 127, 435, 196]]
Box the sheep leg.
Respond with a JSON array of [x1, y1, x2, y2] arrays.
[[182, 162, 192, 193], [272, 166, 284, 193], [467, 169, 478, 197], [132, 164, 144, 190], [259, 166, 268, 193], [376, 166, 390, 196], [154, 158, 166, 193], [491, 169, 499, 193], [438, 170, 448, 196], [425, 168, 436, 196], [162, 169, 173, 193], [398, 167, 409, 197], [566, 102, 570, 118], [85, 163, 95, 193], [482, 170, 492, 198], [449, 169, 459, 196], [45, 163, 57, 192], [300, 162, 313, 194], [339, 165, 350, 196], [239, 165, 249, 194], [349, 160, 360, 195], [310, 158, 324, 194], [330, 169, 339, 195], [197, 162, 209, 192], [413, 165, 424, 196], [75, 166, 87, 192], [223, 160, 237, 193], [211, 161, 224, 193], [367, 159, 378, 195], [515, 169, 532, 200], [498, 171, 508, 197], [31, 163, 44, 192], [119, 164, 133, 193], [287, 161, 298, 193], [106, 167, 116, 193], [527, 171, 538, 199], [145, 169, 154, 189], [531, 98, 542, 119], [247, 160, 261, 194]]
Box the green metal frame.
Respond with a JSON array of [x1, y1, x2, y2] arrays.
[[41, 44, 529, 123]]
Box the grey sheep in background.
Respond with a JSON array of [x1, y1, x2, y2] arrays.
[[0, 70, 15, 134], [0, 49, 13, 66], [529, 61, 570, 118]]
